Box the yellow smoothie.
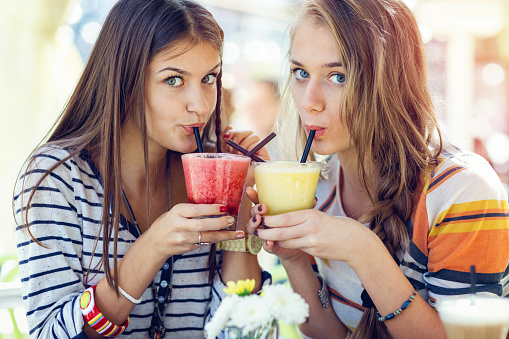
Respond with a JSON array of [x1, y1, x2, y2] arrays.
[[254, 161, 321, 215], [437, 297, 509, 339]]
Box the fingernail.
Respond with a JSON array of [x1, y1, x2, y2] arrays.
[[220, 206, 227, 213], [254, 230, 259, 237], [258, 205, 263, 212], [261, 216, 265, 225], [236, 231, 245, 239], [252, 216, 257, 223], [227, 216, 235, 225], [223, 133, 230, 139]]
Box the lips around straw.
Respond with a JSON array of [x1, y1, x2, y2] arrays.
[[300, 130, 316, 163], [193, 127, 203, 153]]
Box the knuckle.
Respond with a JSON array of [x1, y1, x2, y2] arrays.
[[189, 204, 200, 216], [206, 232, 220, 243], [279, 214, 290, 225], [307, 236, 319, 248], [309, 222, 320, 234], [174, 233, 187, 244]]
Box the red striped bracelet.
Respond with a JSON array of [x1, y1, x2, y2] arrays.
[[80, 285, 129, 337]]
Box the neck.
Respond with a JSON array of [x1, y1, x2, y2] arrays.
[[336, 150, 380, 192], [120, 120, 168, 191]]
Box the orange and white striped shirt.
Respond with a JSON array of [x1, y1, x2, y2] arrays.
[[313, 146, 509, 331]]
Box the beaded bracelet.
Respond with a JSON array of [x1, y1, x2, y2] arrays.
[[80, 285, 130, 337], [376, 291, 417, 322]]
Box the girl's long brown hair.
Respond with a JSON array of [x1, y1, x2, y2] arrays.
[[280, 0, 442, 337], [17, 0, 224, 292]]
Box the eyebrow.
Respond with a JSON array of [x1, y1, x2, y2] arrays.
[[158, 62, 221, 75], [290, 59, 343, 68]]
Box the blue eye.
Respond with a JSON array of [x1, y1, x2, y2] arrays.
[[292, 68, 309, 80], [202, 74, 217, 84], [330, 73, 345, 84], [165, 76, 183, 87]]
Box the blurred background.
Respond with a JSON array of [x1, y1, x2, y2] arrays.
[[0, 0, 508, 337]]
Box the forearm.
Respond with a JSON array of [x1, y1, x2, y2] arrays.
[[281, 255, 349, 339], [218, 180, 262, 291], [352, 233, 447, 339], [94, 232, 167, 326], [221, 252, 262, 291]]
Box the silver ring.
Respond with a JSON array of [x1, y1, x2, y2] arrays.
[[195, 231, 210, 246]]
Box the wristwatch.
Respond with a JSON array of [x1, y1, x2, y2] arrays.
[[217, 235, 263, 255]]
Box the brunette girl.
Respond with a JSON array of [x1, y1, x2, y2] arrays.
[[14, 0, 268, 337]]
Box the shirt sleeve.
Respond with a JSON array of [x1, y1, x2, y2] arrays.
[[13, 150, 87, 338], [423, 153, 509, 306]]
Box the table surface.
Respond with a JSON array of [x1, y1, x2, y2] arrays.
[[0, 281, 23, 309]]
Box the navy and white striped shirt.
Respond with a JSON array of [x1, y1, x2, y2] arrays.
[[13, 146, 233, 338]]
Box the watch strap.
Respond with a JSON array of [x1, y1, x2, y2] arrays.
[[217, 235, 262, 254], [217, 238, 248, 252]]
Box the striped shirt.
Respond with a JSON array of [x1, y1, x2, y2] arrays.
[[313, 146, 509, 331], [13, 146, 241, 338]]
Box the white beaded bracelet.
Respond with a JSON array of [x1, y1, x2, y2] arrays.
[[119, 286, 142, 304]]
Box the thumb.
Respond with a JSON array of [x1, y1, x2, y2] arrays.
[[245, 187, 259, 204], [312, 197, 318, 208]]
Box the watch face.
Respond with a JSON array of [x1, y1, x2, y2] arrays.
[[80, 290, 91, 309], [248, 236, 263, 254]]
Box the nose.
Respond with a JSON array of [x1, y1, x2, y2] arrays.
[[301, 79, 325, 113], [186, 84, 214, 117]]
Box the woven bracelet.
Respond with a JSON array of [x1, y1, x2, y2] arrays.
[[376, 291, 417, 322]]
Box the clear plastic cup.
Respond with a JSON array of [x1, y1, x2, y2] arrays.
[[182, 153, 251, 230], [253, 161, 322, 215], [437, 296, 509, 339]]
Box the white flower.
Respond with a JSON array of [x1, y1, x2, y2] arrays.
[[207, 279, 310, 338], [228, 295, 273, 336], [262, 284, 309, 325], [205, 295, 238, 339]]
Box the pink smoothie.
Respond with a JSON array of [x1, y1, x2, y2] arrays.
[[182, 153, 251, 216]]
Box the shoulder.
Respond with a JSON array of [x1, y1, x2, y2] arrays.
[[24, 145, 75, 172], [426, 144, 507, 203], [16, 145, 98, 195], [23, 145, 95, 176]]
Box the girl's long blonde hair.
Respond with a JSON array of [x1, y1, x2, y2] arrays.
[[278, 0, 442, 337]]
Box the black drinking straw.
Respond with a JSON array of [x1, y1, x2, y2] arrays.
[[300, 130, 316, 163], [193, 127, 203, 153], [226, 139, 265, 162], [470, 265, 477, 305], [246, 132, 276, 158]]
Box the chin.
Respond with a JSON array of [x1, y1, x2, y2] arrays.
[[314, 139, 350, 156], [166, 142, 197, 154], [310, 142, 332, 157]]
